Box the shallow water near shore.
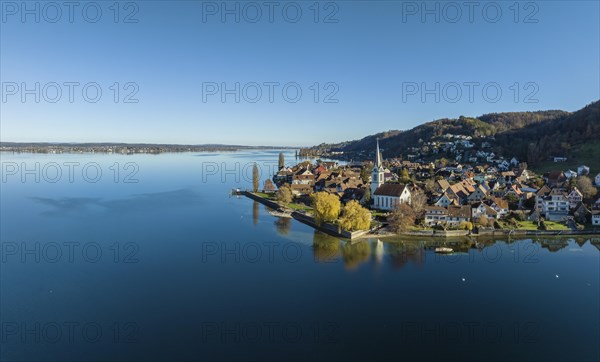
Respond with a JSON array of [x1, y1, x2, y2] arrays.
[[1, 151, 599, 361]]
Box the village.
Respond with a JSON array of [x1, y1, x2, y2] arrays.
[[260, 139, 600, 234]]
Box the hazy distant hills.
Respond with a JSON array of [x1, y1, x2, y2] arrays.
[[0, 142, 293, 154], [302, 100, 599, 169]]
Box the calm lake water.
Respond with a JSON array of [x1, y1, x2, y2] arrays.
[[1, 151, 599, 362]]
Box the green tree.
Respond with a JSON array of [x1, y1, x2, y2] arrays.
[[276, 184, 293, 204], [505, 193, 519, 206], [311, 192, 341, 226], [339, 200, 371, 231], [362, 187, 371, 207], [278, 152, 285, 169], [252, 163, 260, 192], [360, 166, 370, 183]]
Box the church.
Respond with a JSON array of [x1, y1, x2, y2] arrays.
[[371, 140, 412, 210]]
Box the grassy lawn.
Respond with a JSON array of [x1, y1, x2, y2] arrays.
[[514, 221, 569, 230], [543, 221, 570, 230], [533, 140, 600, 175], [514, 221, 539, 230], [410, 225, 434, 231], [285, 202, 313, 212], [254, 192, 274, 200]]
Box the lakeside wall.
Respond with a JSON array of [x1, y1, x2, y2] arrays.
[[400, 229, 600, 238], [241, 191, 600, 239], [475, 229, 600, 237], [241, 191, 368, 240]]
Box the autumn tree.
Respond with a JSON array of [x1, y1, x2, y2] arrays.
[[400, 168, 410, 183], [424, 178, 435, 193], [252, 163, 260, 192], [411, 190, 427, 217], [387, 203, 416, 233], [576, 176, 598, 199], [459, 221, 473, 231], [311, 192, 341, 226], [479, 215, 489, 227], [276, 184, 293, 204], [339, 200, 371, 231], [278, 152, 285, 169], [263, 179, 276, 193]]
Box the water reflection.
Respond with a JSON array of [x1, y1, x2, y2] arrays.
[[312, 231, 340, 262], [252, 201, 259, 226], [309, 233, 599, 269], [540, 238, 570, 252], [341, 240, 371, 270], [30, 188, 201, 216], [373, 239, 384, 264], [275, 217, 292, 236], [387, 241, 426, 269], [249, 201, 599, 270]]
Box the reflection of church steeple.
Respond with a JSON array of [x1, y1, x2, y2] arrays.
[[371, 139, 385, 196]]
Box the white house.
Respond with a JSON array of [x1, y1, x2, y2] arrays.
[[467, 184, 488, 202], [568, 188, 583, 209], [424, 206, 448, 226], [489, 197, 509, 218], [564, 170, 577, 179], [578, 165, 590, 176], [446, 206, 471, 227], [432, 193, 452, 207], [472, 203, 498, 221], [540, 189, 570, 221], [292, 169, 315, 185], [592, 211, 600, 226], [498, 160, 510, 171]]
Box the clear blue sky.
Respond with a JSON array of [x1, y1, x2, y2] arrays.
[[1, 0, 598, 146]]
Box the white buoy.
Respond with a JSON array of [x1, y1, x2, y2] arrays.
[[461, 278, 466, 282]]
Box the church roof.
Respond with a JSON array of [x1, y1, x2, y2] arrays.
[[374, 183, 408, 197]]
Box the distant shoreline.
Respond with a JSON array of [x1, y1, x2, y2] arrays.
[[0, 142, 297, 155]]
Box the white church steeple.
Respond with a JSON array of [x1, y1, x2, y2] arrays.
[[371, 139, 385, 196]]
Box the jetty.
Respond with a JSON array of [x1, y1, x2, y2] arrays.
[[239, 190, 369, 240]]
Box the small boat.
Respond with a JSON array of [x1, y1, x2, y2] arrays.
[[435, 247, 454, 254]]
